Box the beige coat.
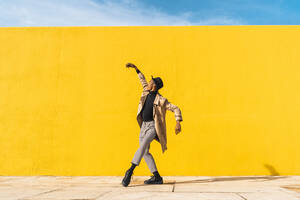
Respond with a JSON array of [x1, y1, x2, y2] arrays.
[[136, 71, 183, 153]]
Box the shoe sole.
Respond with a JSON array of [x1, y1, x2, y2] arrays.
[[122, 178, 132, 187], [122, 176, 133, 187], [144, 180, 163, 184], [122, 180, 129, 187], [121, 173, 133, 187]]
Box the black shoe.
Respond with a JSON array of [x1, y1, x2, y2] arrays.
[[122, 169, 134, 187], [144, 175, 163, 184]]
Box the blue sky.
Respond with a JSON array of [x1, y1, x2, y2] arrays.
[[0, 0, 300, 27]]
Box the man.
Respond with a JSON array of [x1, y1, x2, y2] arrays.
[[121, 62, 183, 187]]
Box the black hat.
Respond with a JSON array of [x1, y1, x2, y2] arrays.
[[151, 75, 163, 90]]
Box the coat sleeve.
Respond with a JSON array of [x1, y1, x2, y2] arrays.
[[165, 99, 183, 122], [136, 69, 148, 91]]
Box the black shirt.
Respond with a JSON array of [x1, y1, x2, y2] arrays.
[[141, 90, 157, 121]]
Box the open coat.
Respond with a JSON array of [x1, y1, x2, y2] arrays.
[[136, 71, 183, 153]]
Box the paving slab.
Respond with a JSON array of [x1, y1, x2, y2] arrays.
[[239, 191, 300, 200], [0, 176, 298, 200], [96, 191, 243, 200], [22, 186, 111, 200]]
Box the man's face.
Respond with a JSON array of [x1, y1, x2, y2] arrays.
[[147, 79, 156, 91]]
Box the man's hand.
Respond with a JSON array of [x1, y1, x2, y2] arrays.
[[126, 62, 137, 69], [175, 121, 181, 135]]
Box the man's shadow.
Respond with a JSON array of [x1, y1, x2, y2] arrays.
[[129, 163, 285, 187]]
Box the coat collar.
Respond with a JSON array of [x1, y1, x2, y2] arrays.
[[145, 89, 160, 106], [154, 92, 160, 106]]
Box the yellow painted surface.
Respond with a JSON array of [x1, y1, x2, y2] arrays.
[[0, 26, 299, 176]]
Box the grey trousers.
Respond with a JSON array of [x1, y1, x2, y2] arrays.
[[131, 120, 158, 173]]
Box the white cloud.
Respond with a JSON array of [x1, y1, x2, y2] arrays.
[[196, 16, 244, 25], [0, 0, 244, 27]]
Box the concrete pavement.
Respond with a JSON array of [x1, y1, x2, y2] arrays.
[[0, 176, 299, 200]]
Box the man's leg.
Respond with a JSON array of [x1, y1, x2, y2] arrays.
[[122, 123, 148, 187], [123, 121, 158, 187], [142, 126, 163, 184], [143, 137, 158, 173], [131, 125, 156, 166]]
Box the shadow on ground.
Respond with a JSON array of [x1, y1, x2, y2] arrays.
[[130, 175, 288, 187]]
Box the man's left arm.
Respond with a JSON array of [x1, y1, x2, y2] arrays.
[[165, 99, 183, 134]]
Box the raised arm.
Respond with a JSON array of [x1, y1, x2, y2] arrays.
[[126, 62, 148, 91]]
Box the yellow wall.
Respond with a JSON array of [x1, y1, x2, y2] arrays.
[[0, 26, 299, 176]]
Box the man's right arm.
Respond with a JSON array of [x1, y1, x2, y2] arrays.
[[135, 68, 141, 74], [126, 63, 148, 91], [136, 68, 148, 91]]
